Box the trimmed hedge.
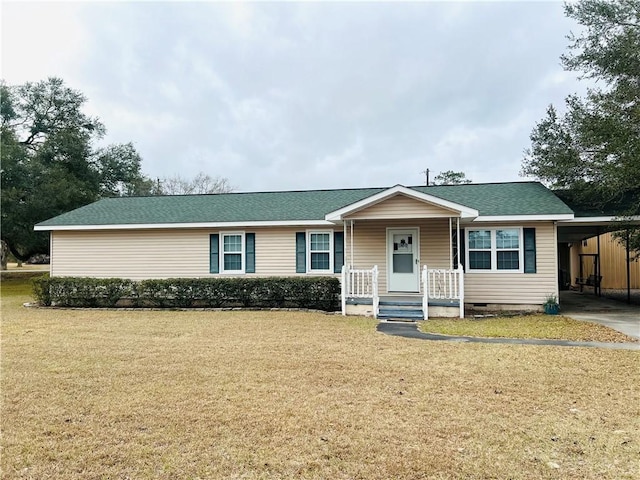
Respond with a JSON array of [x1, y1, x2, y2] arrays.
[[31, 276, 341, 311]]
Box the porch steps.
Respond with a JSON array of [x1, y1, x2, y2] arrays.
[[378, 299, 423, 321]]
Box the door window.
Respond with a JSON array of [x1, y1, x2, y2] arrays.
[[392, 233, 414, 273]]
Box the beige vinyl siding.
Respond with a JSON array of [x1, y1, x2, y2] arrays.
[[253, 227, 298, 275], [50, 219, 559, 305], [463, 222, 557, 305], [344, 194, 457, 220], [51, 227, 337, 280], [345, 219, 557, 303], [344, 218, 452, 294]]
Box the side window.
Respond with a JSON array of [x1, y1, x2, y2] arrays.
[[496, 229, 520, 270], [468, 230, 492, 270], [222, 233, 244, 273], [466, 228, 524, 273], [308, 232, 333, 273]]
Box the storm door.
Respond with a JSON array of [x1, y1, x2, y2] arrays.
[[387, 228, 420, 292]]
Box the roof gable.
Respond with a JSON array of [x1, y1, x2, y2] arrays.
[[343, 194, 457, 219], [325, 185, 478, 221]]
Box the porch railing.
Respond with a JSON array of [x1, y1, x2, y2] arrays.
[[421, 264, 465, 319], [341, 264, 379, 318]]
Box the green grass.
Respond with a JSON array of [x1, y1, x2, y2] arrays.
[[2, 276, 639, 479], [0, 271, 45, 298], [420, 315, 637, 343]]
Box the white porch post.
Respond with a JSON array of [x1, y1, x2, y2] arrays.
[[350, 220, 354, 267], [449, 217, 453, 270], [341, 264, 348, 316], [422, 265, 429, 320], [457, 263, 465, 318], [456, 218, 460, 266], [343, 220, 347, 261], [372, 265, 379, 319]]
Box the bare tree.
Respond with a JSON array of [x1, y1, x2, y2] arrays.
[[158, 172, 234, 195]]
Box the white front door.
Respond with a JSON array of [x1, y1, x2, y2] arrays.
[[387, 228, 420, 292]]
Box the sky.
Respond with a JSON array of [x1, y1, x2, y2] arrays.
[[1, 1, 588, 193]]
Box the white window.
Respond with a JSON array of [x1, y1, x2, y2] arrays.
[[307, 231, 333, 273], [466, 228, 523, 272], [221, 232, 245, 273]]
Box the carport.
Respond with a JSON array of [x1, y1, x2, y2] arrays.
[[557, 216, 640, 304]]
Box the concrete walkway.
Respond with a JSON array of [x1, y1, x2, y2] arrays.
[[377, 321, 640, 350], [560, 290, 640, 340]]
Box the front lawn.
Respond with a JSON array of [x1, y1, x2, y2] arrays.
[[420, 315, 637, 343], [2, 276, 639, 479]]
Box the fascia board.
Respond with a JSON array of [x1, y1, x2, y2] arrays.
[[473, 214, 575, 222], [34, 219, 334, 232], [557, 215, 640, 226]]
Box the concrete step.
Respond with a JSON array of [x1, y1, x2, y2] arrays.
[[378, 308, 424, 320], [379, 300, 422, 307]]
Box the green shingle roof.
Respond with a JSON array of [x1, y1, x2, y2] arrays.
[[417, 182, 574, 216], [35, 181, 573, 228]]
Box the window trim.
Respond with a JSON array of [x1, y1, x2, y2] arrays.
[[220, 231, 245, 274], [306, 230, 334, 273], [465, 227, 524, 273]]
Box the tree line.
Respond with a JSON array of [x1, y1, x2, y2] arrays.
[[1, 0, 638, 263], [0, 78, 232, 263]]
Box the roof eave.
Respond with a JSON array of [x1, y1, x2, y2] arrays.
[[470, 214, 575, 223], [34, 219, 336, 231], [557, 215, 640, 227]]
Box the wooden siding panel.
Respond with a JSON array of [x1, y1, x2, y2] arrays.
[[571, 232, 640, 289], [344, 194, 456, 219]]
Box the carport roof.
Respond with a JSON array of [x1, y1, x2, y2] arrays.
[[555, 189, 640, 243]]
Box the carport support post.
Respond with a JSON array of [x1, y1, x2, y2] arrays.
[[596, 229, 601, 297], [626, 229, 631, 304]]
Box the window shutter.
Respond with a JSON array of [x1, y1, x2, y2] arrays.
[[296, 232, 306, 273], [524, 228, 536, 273], [334, 231, 344, 273], [245, 233, 255, 273], [210, 234, 219, 274]]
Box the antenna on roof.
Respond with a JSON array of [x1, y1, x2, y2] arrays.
[[421, 168, 430, 186]]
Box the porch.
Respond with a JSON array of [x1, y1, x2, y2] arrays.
[[341, 264, 464, 320]]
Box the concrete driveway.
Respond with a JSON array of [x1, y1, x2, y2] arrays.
[[560, 291, 640, 340]]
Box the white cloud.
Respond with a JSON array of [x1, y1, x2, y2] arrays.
[[1, 2, 88, 85], [2, 1, 584, 192]]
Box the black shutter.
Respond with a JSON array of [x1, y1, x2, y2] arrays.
[[296, 232, 306, 273], [245, 233, 255, 273], [210, 234, 219, 273], [334, 231, 344, 273], [524, 228, 536, 273]]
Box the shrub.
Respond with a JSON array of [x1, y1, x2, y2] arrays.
[[32, 276, 52, 306], [32, 276, 341, 311]]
